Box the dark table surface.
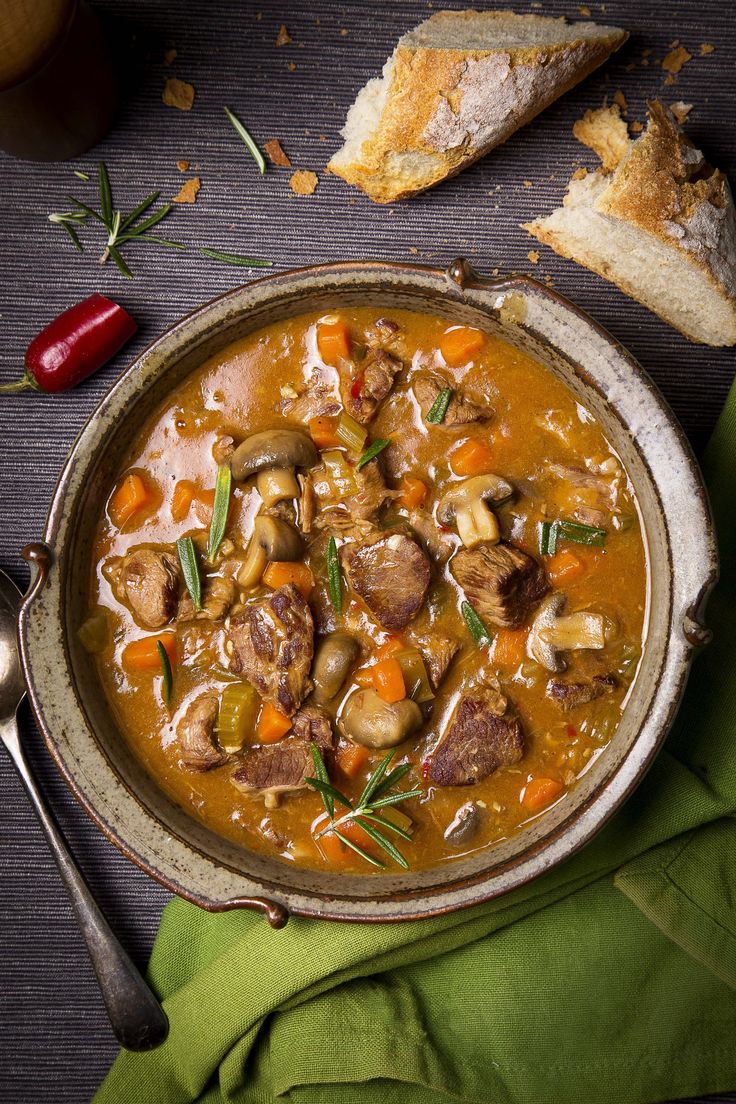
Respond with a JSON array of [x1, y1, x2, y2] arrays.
[[1, 1, 734, 1101]]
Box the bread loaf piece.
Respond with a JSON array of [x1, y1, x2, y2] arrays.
[[524, 101, 736, 346], [328, 10, 627, 204]]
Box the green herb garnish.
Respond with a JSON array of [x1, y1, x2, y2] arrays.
[[199, 246, 271, 268], [326, 535, 342, 613], [307, 746, 423, 869], [425, 387, 453, 425], [207, 465, 232, 561], [356, 437, 390, 470], [224, 105, 266, 174], [50, 161, 271, 275], [461, 599, 491, 646], [157, 640, 173, 705], [73, 170, 90, 181], [176, 536, 201, 610], [539, 519, 606, 555]]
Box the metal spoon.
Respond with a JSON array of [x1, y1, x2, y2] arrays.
[[0, 568, 169, 1051]]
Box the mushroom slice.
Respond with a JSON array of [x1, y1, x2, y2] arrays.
[[238, 515, 303, 588], [528, 592, 612, 673], [230, 429, 318, 508], [339, 689, 423, 749], [311, 633, 360, 705], [437, 474, 514, 548]]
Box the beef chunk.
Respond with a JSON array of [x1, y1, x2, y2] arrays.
[[546, 674, 617, 711], [451, 542, 548, 630], [178, 693, 224, 772], [341, 531, 431, 631], [230, 713, 335, 799], [365, 317, 400, 347], [427, 684, 524, 786], [281, 371, 341, 424], [227, 584, 314, 715], [118, 548, 180, 630], [291, 704, 334, 751], [345, 348, 401, 424], [346, 460, 392, 520], [409, 631, 460, 688], [178, 575, 236, 623], [413, 373, 488, 427]]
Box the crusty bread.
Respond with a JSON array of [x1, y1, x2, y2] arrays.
[[327, 10, 628, 204], [523, 101, 736, 346]]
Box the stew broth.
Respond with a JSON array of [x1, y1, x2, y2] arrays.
[[86, 307, 647, 873]]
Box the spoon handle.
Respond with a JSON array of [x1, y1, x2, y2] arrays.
[[0, 713, 169, 1051]]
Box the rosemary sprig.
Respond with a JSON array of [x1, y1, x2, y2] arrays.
[[207, 465, 232, 561], [50, 161, 272, 274], [306, 746, 423, 869], [176, 536, 202, 610], [157, 640, 173, 705]]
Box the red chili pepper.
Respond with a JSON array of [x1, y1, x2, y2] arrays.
[[350, 372, 364, 400], [0, 294, 137, 395]]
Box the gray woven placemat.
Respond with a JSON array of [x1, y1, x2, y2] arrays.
[[1, 1, 734, 1100]]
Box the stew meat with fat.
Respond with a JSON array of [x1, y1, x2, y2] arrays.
[[84, 308, 647, 872]]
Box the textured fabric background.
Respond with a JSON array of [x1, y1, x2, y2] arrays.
[[0, 1, 734, 1101]]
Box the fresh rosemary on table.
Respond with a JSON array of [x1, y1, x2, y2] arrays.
[[48, 161, 271, 276], [306, 745, 423, 869]]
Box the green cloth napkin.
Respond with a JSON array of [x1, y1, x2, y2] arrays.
[[96, 383, 736, 1104]]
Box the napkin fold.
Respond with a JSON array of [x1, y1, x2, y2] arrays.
[[96, 382, 736, 1104]]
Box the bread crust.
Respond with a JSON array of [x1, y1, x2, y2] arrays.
[[328, 12, 627, 203], [524, 101, 736, 346]]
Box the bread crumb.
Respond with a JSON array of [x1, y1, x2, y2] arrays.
[[573, 104, 630, 172], [669, 39, 680, 49], [172, 177, 200, 204], [641, 48, 652, 58], [630, 120, 644, 133], [571, 166, 588, 180], [624, 63, 635, 72], [578, 5, 591, 15], [318, 134, 327, 142], [664, 74, 675, 86], [276, 24, 291, 46], [409, 247, 418, 254], [290, 170, 318, 195], [522, 179, 533, 188], [340, 28, 349, 36], [662, 45, 692, 73], [287, 62, 297, 72], [613, 89, 628, 113], [264, 139, 291, 167], [176, 159, 189, 172], [527, 250, 540, 264], [700, 42, 715, 55], [669, 101, 693, 124], [256, 12, 262, 20], [163, 77, 195, 111], [163, 48, 177, 66]]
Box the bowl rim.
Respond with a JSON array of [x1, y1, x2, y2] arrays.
[[17, 258, 718, 926]]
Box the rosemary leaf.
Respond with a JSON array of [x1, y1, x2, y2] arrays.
[[118, 203, 172, 242], [66, 194, 106, 223], [365, 789, 424, 810], [326, 536, 342, 613], [176, 536, 201, 610], [119, 190, 161, 232], [425, 387, 453, 425], [309, 743, 333, 818], [354, 818, 408, 869], [557, 519, 607, 547], [359, 811, 413, 842], [134, 235, 187, 249], [371, 762, 412, 798], [98, 162, 113, 228], [306, 776, 353, 812], [207, 464, 232, 561], [157, 641, 173, 705], [333, 828, 383, 868], [358, 749, 395, 808], [73, 170, 90, 181], [356, 438, 390, 470], [539, 521, 557, 556], [107, 245, 134, 279], [60, 221, 83, 251], [224, 105, 266, 174], [200, 247, 272, 268], [461, 600, 491, 646]]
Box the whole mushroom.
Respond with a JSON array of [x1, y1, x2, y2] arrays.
[[238, 515, 303, 588], [527, 592, 613, 672], [230, 429, 318, 507], [339, 688, 423, 749], [437, 473, 514, 548], [311, 633, 360, 704]]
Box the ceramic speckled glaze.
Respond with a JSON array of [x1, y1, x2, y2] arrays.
[[16, 260, 718, 927]]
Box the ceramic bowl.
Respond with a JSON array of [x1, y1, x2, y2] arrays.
[[17, 259, 717, 927]]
